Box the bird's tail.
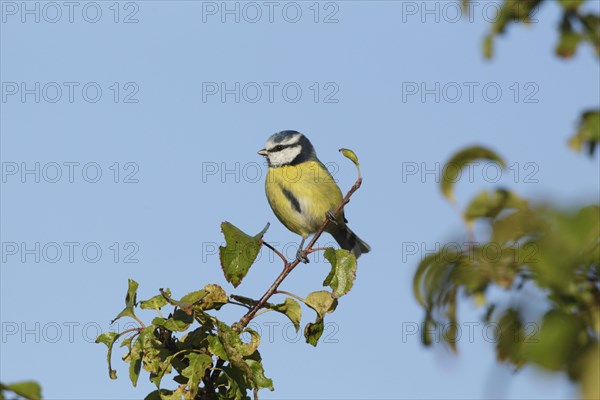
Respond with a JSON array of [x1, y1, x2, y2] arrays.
[[331, 226, 371, 259]]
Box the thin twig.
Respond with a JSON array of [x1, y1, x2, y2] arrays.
[[262, 241, 289, 267], [275, 290, 305, 304], [227, 300, 252, 310], [305, 247, 329, 254]]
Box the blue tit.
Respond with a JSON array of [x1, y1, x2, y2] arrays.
[[258, 130, 370, 261]]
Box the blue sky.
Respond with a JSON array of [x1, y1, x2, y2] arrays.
[[1, 1, 599, 399]]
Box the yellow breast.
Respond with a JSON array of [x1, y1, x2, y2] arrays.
[[265, 160, 344, 238]]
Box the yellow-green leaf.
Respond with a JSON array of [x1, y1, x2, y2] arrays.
[[558, 0, 584, 10], [483, 34, 494, 59], [526, 310, 587, 371], [245, 351, 274, 391], [3, 382, 42, 400], [152, 309, 193, 332], [219, 222, 269, 288], [323, 248, 357, 298], [111, 279, 139, 324], [129, 335, 142, 387], [441, 146, 505, 202], [144, 387, 186, 400], [339, 148, 359, 166], [304, 291, 337, 319], [271, 298, 302, 332], [95, 331, 120, 380], [196, 284, 228, 311], [465, 189, 527, 223], [140, 289, 171, 310], [569, 110, 600, 156], [556, 30, 580, 58], [160, 288, 206, 315], [304, 319, 325, 347], [581, 345, 600, 400], [182, 353, 213, 400]]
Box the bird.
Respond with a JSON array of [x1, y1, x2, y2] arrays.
[[258, 130, 370, 262]]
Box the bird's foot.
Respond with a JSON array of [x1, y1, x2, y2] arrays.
[[296, 248, 309, 264], [326, 211, 338, 225]]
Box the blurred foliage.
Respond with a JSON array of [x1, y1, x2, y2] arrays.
[[414, 146, 600, 399], [97, 154, 362, 399], [414, 11, 600, 399], [463, 0, 600, 155], [0, 382, 41, 400], [462, 0, 599, 59]]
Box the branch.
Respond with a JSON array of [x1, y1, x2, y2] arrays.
[[262, 241, 289, 268]]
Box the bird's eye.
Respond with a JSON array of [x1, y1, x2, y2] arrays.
[[274, 145, 284, 152]]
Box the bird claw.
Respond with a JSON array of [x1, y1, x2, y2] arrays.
[[296, 248, 309, 264], [326, 211, 338, 225]]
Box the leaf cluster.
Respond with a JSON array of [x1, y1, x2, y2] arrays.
[[414, 146, 600, 399]]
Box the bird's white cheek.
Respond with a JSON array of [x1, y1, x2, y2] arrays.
[[268, 147, 302, 167]]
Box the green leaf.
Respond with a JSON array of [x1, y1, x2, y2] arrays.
[[120, 335, 134, 351], [243, 327, 261, 355], [413, 255, 434, 307], [160, 288, 206, 315], [569, 110, 600, 156], [245, 351, 274, 391], [323, 248, 357, 298], [219, 222, 269, 288], [140, 289, 171, 310], [421, 317, 434, 346], [3, 382, 42, 400], [111, 279, 139, 324], [129, 335, 143, 387], [216, 323, 254, 390], [152, 309, 193, 332], [217, 321, 256, 359], [580, 13, 600, 56], [558, 0, 584, 10], [496, 309, 525, 367], [527, 310, 588, 371], [339, 148, 359, 166], [304, 291, 337, 319], [217, 322, 249, 364], [182, 353, 212, 400], [215, 322, 272, 393], [483, 34, 494, 59], [302, 291, 336, 346], [180, 291, 207, 306], [144, 387, 185, 400], [135, 326, 173, 387], [271, 298, 302, 332], [219, 365, 250, 400], [230, 294, 302, 332], [95, 331, 120, 379], [304, 319, 325, 347], [207, 334, 227, 360], [581, 345, 600, 400], [465, 189, 527, 223], [196, 284, 228, 311], [441, 146, 505, 202], [556, 30, 581, 58]]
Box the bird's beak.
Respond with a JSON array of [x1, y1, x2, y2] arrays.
[[257, 149, 268, 156]]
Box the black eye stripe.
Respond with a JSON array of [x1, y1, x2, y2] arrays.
[[269, 144, 296, 152]]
